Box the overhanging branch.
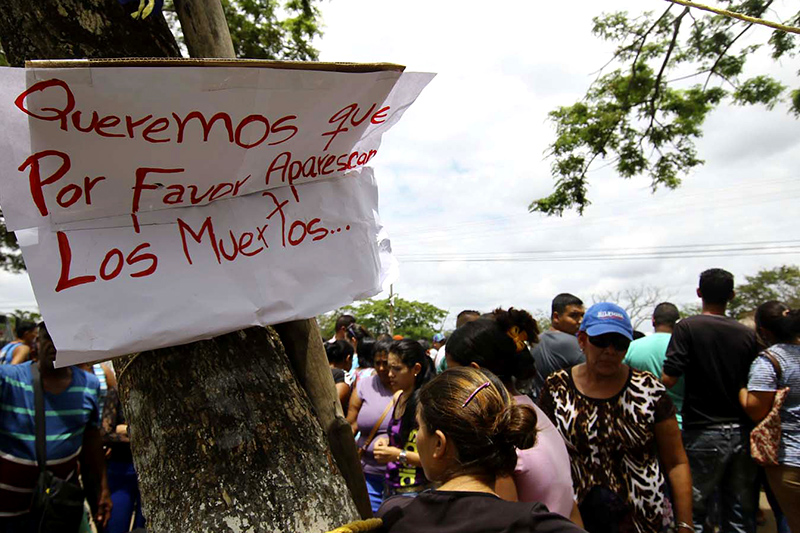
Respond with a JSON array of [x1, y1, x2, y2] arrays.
[[665, 0, 800, 35]]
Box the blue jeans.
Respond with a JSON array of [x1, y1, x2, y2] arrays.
[[683, 424, 758, 533], [364, 473, 385, 514], [103, 459, 145, 533]]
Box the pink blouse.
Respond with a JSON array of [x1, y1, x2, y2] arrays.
[[513, 395, 575, 518]]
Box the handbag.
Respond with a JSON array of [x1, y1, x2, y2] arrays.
[[29, 364, 86, 532], [749, 350, 791, 467], [358, 391, 401, 460]]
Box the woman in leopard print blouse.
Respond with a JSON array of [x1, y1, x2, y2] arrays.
[[539, 303, 693, 533]]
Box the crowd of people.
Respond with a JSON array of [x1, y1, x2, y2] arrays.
[[0, 323, 141, 532], [0, 266, 797, 532], [330, 268, 800, 533]]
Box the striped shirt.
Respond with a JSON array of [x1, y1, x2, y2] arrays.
[[0, 362, 100, 517], [0, 342, 23, 365], [93, 363, 109, 414]]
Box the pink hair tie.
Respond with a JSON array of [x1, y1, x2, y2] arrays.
[[462, 381, 491, 408]]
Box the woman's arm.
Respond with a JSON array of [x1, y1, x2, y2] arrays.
[[101, 386, 129, 443], [335, 382, 350, 413], [346, 383, 363, 434], [739, 387, 776, 423], [655, 417, 692, 530], [372, 441, 422, 466]]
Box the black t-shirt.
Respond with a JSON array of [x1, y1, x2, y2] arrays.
[[663, 314, 757, 428], [331, 368, 346, 385], [378, 490, 585, 533]]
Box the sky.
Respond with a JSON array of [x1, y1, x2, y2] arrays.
[[2, 0, 799, 334], [313, 0, 800, 330]]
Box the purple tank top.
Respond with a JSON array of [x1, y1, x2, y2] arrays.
[[355, 374, 394, 476], [385, 404, 427, 490]]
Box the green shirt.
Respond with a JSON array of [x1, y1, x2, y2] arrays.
[[624, 332, 685, 428]]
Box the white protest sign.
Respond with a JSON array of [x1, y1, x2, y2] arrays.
[[0, 64, 433, 231], [0, 63, 434, 366]]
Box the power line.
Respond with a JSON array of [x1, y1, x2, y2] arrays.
[[397, 246, 800, 263], [397, 239, 800, 258]]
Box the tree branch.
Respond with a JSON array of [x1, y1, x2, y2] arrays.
[[642, 7, 691, 143], [701, 0, 775, 91], [664, 0, 800, 35]]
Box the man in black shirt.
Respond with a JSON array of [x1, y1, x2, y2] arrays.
[[662, 268, 758, 533]]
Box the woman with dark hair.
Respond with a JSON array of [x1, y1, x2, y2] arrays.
[[377, 367, 585, 532], [446, 308, 580, 524], [354, 337, 377, 384], [373, 339, 435, 497], [347, 338, 396, 512], [741, 302, 800, 531], [326, 339, 354, 411], [539, 303, 692, 533]]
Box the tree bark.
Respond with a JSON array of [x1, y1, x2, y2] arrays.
[[173, 0, 236, 58], [114, 328, 358, 531], [0, 1, 364, 530], [0, 0, 180, 66], [274, 320, 373, 519]]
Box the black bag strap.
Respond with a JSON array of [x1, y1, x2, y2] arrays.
[[763, 349, 783, 384], [30, 364, 47, 475]]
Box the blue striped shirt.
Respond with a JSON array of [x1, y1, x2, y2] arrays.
[[0, 362, 100, 516], [0, 342, 23, 365], [748, 344, 800, 468]]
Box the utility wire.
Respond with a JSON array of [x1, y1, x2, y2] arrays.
[[397, 248, 800, 263]]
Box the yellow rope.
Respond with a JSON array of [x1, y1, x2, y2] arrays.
[[325, 518, 383, 533], [665, 0, 800, 35]]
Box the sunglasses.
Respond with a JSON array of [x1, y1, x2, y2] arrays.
[[588, 334, 631, 352]]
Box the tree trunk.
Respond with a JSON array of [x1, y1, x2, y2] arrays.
[[0, 0, 364, 530], [114, 327, 358, 531], [0, 0, 180, 66]]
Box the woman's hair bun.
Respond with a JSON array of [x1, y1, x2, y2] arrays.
[[493, 403, 538, 451]]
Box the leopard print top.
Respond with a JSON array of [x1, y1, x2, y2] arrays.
[[539, 367, 676, 533]]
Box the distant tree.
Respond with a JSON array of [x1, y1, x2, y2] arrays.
[[317, 310, 340, 340], [729, 264, 800, 318], [593, 284, 675, 330], [531, 309, 552, 333], [678, 302, 702, 319], [342, 296, 447, 340], [12, 309, 41, 323], [533, 1, 799, 216]]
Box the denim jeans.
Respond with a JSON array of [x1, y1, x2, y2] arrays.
[[682, 424, 758, 533]]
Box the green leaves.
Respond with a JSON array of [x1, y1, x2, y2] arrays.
[[728, 265, 800, 318], [342, 296, 448, 340], [733, 75, 787, 109], [221, 0, 322, 61], [534, 1, 798, 216]]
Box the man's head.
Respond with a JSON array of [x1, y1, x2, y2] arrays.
[[652, 302, 680, 332], [36, 322, 56, 371], [697, 268, 735, 307], [15, 321, 36, 345], [455, 310, 481, 329], [432, 333, 446, 350], [550, 293, 585, 335], [334, 314, 356, 340]]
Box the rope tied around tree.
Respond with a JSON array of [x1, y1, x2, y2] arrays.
[[665, 0, 800, 35], [325, 518, 383, 533]]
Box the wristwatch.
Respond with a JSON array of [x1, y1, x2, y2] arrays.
[[398, 450, 408, 466]]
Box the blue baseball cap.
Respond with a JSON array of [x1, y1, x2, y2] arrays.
[[432, 333, 446, 343], [580, 302, 633, 340]]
